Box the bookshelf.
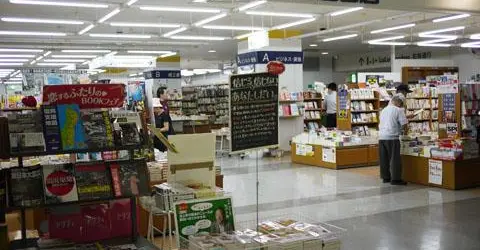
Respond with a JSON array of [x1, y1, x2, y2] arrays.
[[337, 89, 380, 135], [303, 92, 323, 130], [402, 67, 459, 85], [279, 91, 304, 118], [405, 87, 439, 135]]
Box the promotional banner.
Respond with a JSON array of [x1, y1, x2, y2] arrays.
[[43, 84, 125, 109]]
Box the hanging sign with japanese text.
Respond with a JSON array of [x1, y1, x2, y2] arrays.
[[43, 84, 125, 109]]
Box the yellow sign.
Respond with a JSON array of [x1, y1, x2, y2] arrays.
[[149, 125, 179, 153]]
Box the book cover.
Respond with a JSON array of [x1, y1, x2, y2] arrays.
[[109, 199, 133, 238], [8, 111, 45, 153], [118, 123, 141, 146], [81, 111, 114, 149], [110, 161, 149, 197], [9, 165, 44, 207], [49, 206, 82, 242], [74, 164, 113, 201], [57, 104, 87, 150], [81, 204, 111, 242], [290, 104, 299, 116], [43, 164, 79, 204], [42, 105, 62, 152]]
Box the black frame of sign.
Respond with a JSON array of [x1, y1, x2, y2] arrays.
[[229, 72, 279, 153]]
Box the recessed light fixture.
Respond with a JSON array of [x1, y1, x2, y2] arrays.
[[1, 17, 84, 25], [323, 34, 358, 42], [309, 44, 318, 47], [208, 49, 217, 53], [89, 33, 151, 39], [140, 6, 221, 13], [98, 8, 121, 23], [9, 0, 109, 8], [238, 1, 267, 12], [0, 31, 67, 36], [433, 14, 471, 23], [194, 13, 228, 26], [110, 22, 181, 28], [62, 49, 111, 53], [0, 54, 35, 58], [330, 7, 364, 17], [78, 24, 95, 35], [273, 18, 316, 30], [370, 23, 416, 34], [246, 11, 314, 18], [162, 27, 188, 37], [321, 52, 328, 55], [170, 35, 226, 41], [0, 48, 43, 52]]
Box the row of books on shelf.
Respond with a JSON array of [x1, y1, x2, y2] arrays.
[[351, 101, 375, 111], [406, 99, 438, 109], [352, 113, 377, 124], [462, 101, 480, 115], [408, 121, 438, 134], [4, 160, 149, 208], [462, 116, 480, 131], [305, 111, 322, 119], [279, 91, 304, 101], [460, 84, 480, 101], [306, 122, 320, 131], [426, 75, 459, 85], [279, 104, 301, 117], [8, 105, 142, 155], [352, 126, 375, 136], [406, 87, 438, 98], [304, 101, 320, 109], [350, 89, 375, 100], [407, 110, 438, 121], [197, 85, 229, 98]]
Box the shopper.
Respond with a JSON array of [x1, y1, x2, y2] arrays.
[[324, 82, 337, 128], [152, 98, 170, 152], [379, 95, 408, 185], [156, 87, 175, 135], [394, 84, 412, 104]]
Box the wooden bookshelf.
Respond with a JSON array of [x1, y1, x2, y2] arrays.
[[402, 66, 459, 85], [303, 92, 323, 130], [337, 90, 380, 131], [405, 90, 439, 133]]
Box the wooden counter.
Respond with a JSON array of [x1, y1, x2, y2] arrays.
[[402, 155, 480, 190], [291, 143, 379, 169]]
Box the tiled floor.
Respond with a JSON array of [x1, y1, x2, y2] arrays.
[[215, 154, 480, 250]]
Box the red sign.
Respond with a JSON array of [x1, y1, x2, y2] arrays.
[[43, 84, 125, 109], [267, 61, 285, 75], [45, 170, 75, 196]]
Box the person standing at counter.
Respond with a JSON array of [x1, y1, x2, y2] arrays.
[[324, 82, 337, 128], [379, 95, 408, 185]]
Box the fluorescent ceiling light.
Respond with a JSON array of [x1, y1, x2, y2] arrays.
[[273, 18, 316, 30], [235, 33, 253, 40], [170, 35, 226, 41], [62, 49, 111, 53], [208, 49, 216, 53], [30, 60, 36, 65], [5, 81, 23, 84], [43, 51, 52, 56], [11, 70, 20, 76], [321, 52, 328, 55], [129, 73, 137, 77], [330, 7, 364, 17], [194, 13, 228, 26], [246, 11, 314, 18], [89, 33, 151, 39], [202, 25, 264, 31], [0, 69, 14, 71], [110, 22, 180, 28], [37, 62, 72, 66], [323, 34, 358, 42], [35, 56, 44, 61], [433, 14, 471, 23], [370, 23, 416, 34], [44, 59, 86, 63], [128, 50, 172, 54], [1, 17, 84, 25], [51, 55, 97, 58], [0, 54, 35, 58], [0, 31, 66, 36], [368, 35, 407, 45], [126, 0, 138, 6], [0, 59, 29, 62], [159, 52, 177, 58], [98, 8, 121, 23], [78, 24, 95, 35], [461, 41, 480, 48], [417, 35, 457, 47], [105, 51, 118, 57], [419, 26, 465, 36], [238, 1, 267, 12], [81, 61, 90, 65], [417, 43, 451, 47], [140, 6, 221, 13], [9, 0, 109, 8], [309, 44, 318, 47], [0, 63, 23, 66], [470, 34, 480, 39], [113, 55, 154, 59], [0, 48, 43, 52], [163, 27, 187, 37]]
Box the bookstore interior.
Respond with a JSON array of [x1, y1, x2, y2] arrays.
[[1, 0, 480, 249]]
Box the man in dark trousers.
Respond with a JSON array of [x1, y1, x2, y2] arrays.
[[379, 95, 408, 185]]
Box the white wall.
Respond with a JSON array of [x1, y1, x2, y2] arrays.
[[450, 49, 480, 82], [303, 57, 333, 89], [392, 59, 456, 73], [186, 72, 229, 86]]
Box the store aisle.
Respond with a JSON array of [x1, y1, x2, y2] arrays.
[[218, 155, 480, 250]]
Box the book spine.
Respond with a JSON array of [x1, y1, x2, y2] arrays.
[[103, 111, 115, 148], [110, 165, 122, 197]]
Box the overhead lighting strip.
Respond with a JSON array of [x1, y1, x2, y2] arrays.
[[246, 11, 314, 18], [202, 25, 264, 31], [329, 7, 364, 17], [1, 17, 84, 25], [89, 33, 152, 39], [0, 48, 43, 52], [9, 0, 109, 8], [163, 27, 187, 37], [0, 54, 35, 58], [140, 6, 221, 13], [433, 14, 471, 23], [368, 35, 407, 46], [461, 33, 480, 48], [323, 34, 358, 42], [238, 1, 267, 12], [98, 8, 121, 23], [272, 18, 316, 30], [417, 26, 465, 47], [370, 23, 415, 34], [62, 50, 111, 53], [170, 35, 227, 41], [0, 31, 67, 36], [110, 22, 180, 28], [78, 24, 95, 35], [194, 13, 228, 27]]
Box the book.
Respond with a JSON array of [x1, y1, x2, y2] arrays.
[[110, 161, 149, 197], [117, 123, 141, 146], [57, 104, 87, 150], [81, 204, 111, 242], [109, 199, 132, 238], [9, 165, 44, 207], [42, 105, 62, 152], [43, 164, 79, 204], [74, 164, 113, 201], [81, 111, 115, 149], [8, 111, 45, 153], [48, 206, 82, 242]]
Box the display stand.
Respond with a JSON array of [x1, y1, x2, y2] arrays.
[[303, 92, 323, 130], [337, 89, 380, 132]]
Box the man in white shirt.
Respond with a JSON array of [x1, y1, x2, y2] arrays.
[[324, 82, 337, 128], [379, 95, 408, 185]]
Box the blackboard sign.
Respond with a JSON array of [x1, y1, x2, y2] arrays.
[[230, 72, 279, 153]]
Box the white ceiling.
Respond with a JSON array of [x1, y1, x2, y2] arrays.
[[0, 0, 479, 78]]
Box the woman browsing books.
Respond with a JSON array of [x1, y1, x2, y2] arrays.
[[153, 98, 170, 152]]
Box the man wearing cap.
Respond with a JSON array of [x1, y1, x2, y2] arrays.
[[152, 98, 170, 152], [379, 95, 408, 185], [392, 84, 416, 119]]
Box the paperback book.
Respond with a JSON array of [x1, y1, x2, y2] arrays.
[[81, 111, 114, 149], [57, 104, 87, 151], [42, 105, 62, 152], [110, 161, 149, 197], [9, 165, 44, 207], [8, 111, 45, 153], [74, 164, 113, 201], [43, 164, 79, 204], [117, 123, 141, 146]]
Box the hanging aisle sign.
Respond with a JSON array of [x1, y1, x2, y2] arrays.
[[230, 72, 279, 153], [236, 51, 304, 66], [43, 84, 125, 109]]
